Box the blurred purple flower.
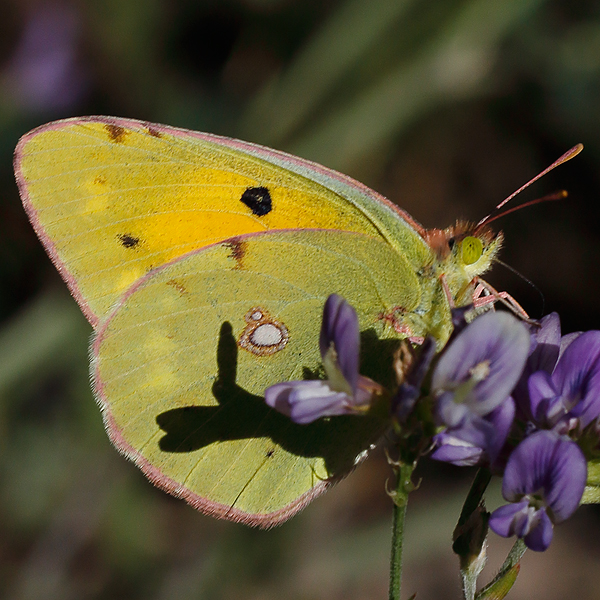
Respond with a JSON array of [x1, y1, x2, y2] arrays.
[[265, 295, 380, 424], [489, 430, 587, 551], [433, 311, 529, 428], [526, 313, 562, 373], [526, 330, 600, 433], [3, 4, 89, 112]]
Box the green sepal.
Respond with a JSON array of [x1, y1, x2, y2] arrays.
[[475, 539, 526, 600], [581, 459, 600, 504], [474, 564, 520, 600]]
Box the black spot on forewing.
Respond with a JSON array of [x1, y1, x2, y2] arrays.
[[117, 233, 140, 249], [240, 186, 272, 216], [105, 124, 129, 143]]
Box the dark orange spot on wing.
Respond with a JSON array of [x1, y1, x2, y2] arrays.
[[166, 279, 188, 295], [225, 237, 246, 269], [146, 125, 163, 138], [105, 124, 128, 143]]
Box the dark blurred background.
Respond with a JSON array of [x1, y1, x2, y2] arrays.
[[1, 0, 600, 599]]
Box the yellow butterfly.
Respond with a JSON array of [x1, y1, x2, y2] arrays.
[[14, 117, 578, 526]]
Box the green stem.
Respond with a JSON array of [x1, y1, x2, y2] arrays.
[[503, 538, 527, 568], [388, 461, 414, 600]]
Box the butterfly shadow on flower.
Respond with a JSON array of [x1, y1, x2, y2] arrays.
[[155, 322, 393, 477]]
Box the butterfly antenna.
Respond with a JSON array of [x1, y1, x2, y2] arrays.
[[475, 144, 583, 232], [476, 190, 568, 229], [493, 257, 546, 317]]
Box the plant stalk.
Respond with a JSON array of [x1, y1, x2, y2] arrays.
[[389, 461, 414, 600]]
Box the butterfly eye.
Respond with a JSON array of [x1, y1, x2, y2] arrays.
[[461, 236, 483, 265]]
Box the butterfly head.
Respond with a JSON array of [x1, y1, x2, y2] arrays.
[[424, 221, 503, 279], [422, 145, 584, 283]]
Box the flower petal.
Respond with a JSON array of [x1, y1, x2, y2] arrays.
[[528, 313, 561, 374], [432, 398, 514, 467], [265, 380, 353, 424], [552, 330, 600, 428], [543, 437, 587, 521], [432, 312, 530, 416], [430, 434, 485, 466], [264, 381, 295, 417], [320, 295, 360, 390], [524, 509, 554, 552], [435, 389, 467, 428], [489, 500, 530, 537], [512, 312, 560, 416], [490, 500, 555, 552], [502, 431, 548, 501], [486, 397, 516, 465], [559, 332, 582, 358], [528, 371, 560, 425]]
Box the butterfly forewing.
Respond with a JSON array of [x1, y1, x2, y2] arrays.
[[15, 117, 430, 326]]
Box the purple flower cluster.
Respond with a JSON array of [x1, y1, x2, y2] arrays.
[[431, 310, 598, 551], [264, 295, 600, 552]]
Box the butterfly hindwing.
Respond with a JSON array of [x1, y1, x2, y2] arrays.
[[93, 229, 422, 524]]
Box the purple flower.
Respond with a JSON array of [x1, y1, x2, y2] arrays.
[[513, 313, 600, 434], [513, 313, 562, 421], [431, 397, 515, 467], [433, 311, 529, 428], [526, 330, 600, 432], [265, 295, 380, 424], [3, 4, 89, 112], [489, 430, 587, 551], [527, 313, 562, 374], [430, 311, 529, 467]]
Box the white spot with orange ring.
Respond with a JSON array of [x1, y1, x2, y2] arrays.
[[238, 307, 289, 356]]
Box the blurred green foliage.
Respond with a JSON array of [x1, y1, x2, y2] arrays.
[[1, 0, 600, 598]]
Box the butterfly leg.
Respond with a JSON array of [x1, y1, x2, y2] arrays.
[[444, 274, 531, 321], [438, 274, 455, 309], [472, 279, 531, 320], [378, 307, 425, 345]]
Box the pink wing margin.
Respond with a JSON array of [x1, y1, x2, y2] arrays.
[[14, 115, 426, 329], [15, 121, 103, 327]]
